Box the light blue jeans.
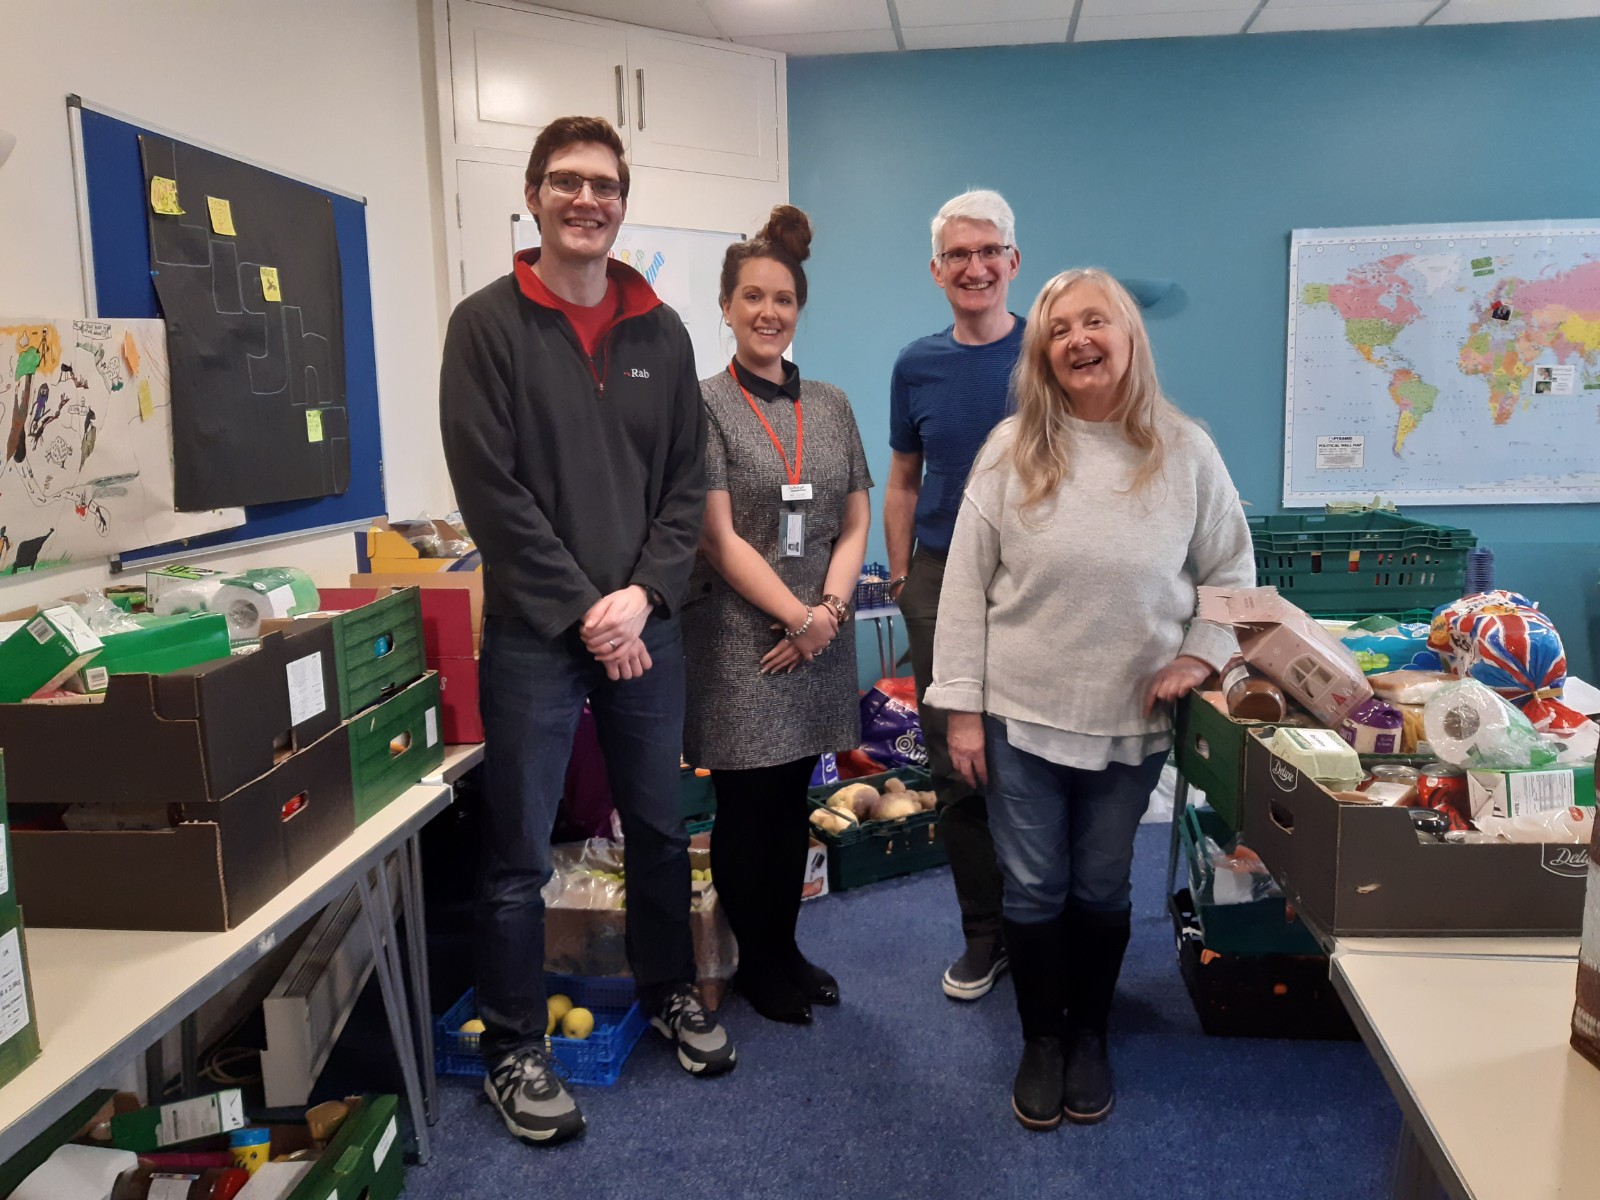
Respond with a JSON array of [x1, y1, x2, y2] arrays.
[[983, 715, 1165, 923]]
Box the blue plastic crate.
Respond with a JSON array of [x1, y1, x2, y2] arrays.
[[435, 975, 647, 1086], [854, 562, 892, 611]]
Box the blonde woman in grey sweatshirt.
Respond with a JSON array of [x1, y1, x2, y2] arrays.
[[926, 268, 1253, 1131]]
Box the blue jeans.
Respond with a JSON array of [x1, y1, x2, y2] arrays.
[[983, 716, 1165, 924], [475, 613, 694, 1062]]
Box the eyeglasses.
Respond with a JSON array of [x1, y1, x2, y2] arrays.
[[937, 244, 1013, 267], [543, 171, 624, 201]]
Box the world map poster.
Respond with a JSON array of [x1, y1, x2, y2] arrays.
[[1284, 219, 1600, 505]]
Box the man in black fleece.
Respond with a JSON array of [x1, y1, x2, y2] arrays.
[[440, 116, 734, 1149]]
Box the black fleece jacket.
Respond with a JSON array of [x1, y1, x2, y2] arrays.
[[439, 260, 705, 640]]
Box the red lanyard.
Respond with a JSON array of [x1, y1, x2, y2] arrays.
[[729, 363, 803, 485]]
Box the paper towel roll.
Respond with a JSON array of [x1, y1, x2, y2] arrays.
[[1422, 680, 1552, 769], [209, 567, 320, 641], [14, 1143, 138, 1199]]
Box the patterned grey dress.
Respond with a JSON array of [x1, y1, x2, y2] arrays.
[[682, 361, 874, 770]]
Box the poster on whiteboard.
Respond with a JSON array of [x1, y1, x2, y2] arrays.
[[513, 216, 745, 383]]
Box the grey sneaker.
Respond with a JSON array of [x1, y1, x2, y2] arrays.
[[650, 984, 737, 1076], [484, 1048, 586, 1145], [942, 939, 1010, 1001]]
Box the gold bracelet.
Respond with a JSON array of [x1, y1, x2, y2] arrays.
[[821, 594, 849, 624]]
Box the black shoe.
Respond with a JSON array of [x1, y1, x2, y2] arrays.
[[788, 955, 840, 1006], [942, 937, 1009, 1001], [484, 1048, 586, 1146], [1011, 1036, 1065, 1131], [1061, 1029, 1114, 1124], [733, 966, 813, 1024]]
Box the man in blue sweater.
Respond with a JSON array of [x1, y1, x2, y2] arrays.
[[886, 189, 1023, 1001], [440, 116, 734, 1149]]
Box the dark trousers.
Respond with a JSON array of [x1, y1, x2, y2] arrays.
[[899, 547, 1005, 946], [708, 756, 818, 976], [474, 613, 694, 1063]]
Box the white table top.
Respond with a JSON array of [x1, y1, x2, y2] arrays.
[[424, 741, 483, 786], [1333, 935, 1580, 961], [1333, 951, 1600, 1200], [0, 780, 454, 1161]]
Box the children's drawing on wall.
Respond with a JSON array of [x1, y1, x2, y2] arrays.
[[0, 319, 243, 576]]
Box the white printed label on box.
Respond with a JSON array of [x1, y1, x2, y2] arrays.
[[150, 1179, 199, 1200], [0, 824, 9, 897], [286, 652, 327, 726], [158, 1089, 241, 1146], [26, 617, 51, 645], [84, 666, 109, 691], [1472, 768, 1576, 818], [374, 1115, 398, 1172], [0, 928, 29, 1044], [425, 706, 439, 748], [1316, 434, 1365, 470], [266, 583, 299, 617]]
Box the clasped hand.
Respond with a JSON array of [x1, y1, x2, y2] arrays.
[[580, 585, 653, 681], [760, 604, 839, 675]]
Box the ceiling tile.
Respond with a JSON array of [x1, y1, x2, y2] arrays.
[[894, 0, 1071, 25], [703, 0, 891, 37], [533, 0, 723, 38], [1075, 10, 1251, 40], [1251, 2, 1439, 31], [1080, 0, 1257, 13], [733, 28, 901, 55], [1268, 0, 1434, 7], [902, 18, 1072, 48], [1428, 0, 1600, 22]]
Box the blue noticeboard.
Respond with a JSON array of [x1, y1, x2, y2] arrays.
[[71, 99, 385, 564]]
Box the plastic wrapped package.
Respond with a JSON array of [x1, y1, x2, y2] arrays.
[[541, 839, 627, 911], [1473, 806, 1594, 845], [1339, 615, 1436, 675], [1427, 590, 1539, 673], [1422, 680, 1557, 770], [74, 588, 142, 635], [1200, 834, 1282, 906]]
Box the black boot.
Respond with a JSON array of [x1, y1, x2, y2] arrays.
[[1002, 916, 1068, 1131], [1061, 905, 1130, 1124]]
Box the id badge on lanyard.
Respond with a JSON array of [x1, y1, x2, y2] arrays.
[[731, 364, 810, 558]]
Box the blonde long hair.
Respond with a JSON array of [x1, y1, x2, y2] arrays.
[[1006, 268, 1177, 509]]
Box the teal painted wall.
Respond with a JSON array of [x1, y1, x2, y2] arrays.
[[788, 20, 1600, 686]]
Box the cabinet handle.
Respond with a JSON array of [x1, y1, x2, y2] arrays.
[[614, 64, 625, 127], [635, 67, 645, 131]]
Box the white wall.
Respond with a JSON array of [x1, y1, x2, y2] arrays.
[[0, 0, 450, 606]]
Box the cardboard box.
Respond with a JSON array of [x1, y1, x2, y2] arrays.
[[349, 672, 444, 824], [0, 607, 102, 703], [358, 518, 478, 575], [0, 624, 340, 808], [12, 723, 355, 930], [431, 655, 482, 744], [543, 888, 736, 1001], [1467, 765, 1596, 819], [109, 1088, 245, 1152], [264, 589, 427, 719], [70, 611, 231, 693], [1243, 729, 1589, 938]]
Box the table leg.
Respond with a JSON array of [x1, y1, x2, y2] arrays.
[[399, 832, 438, 1124], [886, 616, 897, 677], [356, 861, 431, 1164], [1391, 1119, 1454, 1200], [179, 1015, 200, 1099]]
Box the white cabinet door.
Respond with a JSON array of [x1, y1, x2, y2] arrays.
[[448, 0, 627, 153], [624, 32, 779, 182], [456, 158, 530, 299]]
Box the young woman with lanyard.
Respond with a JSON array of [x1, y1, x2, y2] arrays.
[[682, 206, 873, 1024]]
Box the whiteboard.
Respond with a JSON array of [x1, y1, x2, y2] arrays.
[[513, 216, 743, 383]]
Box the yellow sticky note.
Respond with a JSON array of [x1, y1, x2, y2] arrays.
[[207, 196, 236, 236], [150, 176, 184, 215], [306, 409, 324, 442], [137, 378, 153, 421], [121, 330, 141, 376], [260, 266, 281, 302]]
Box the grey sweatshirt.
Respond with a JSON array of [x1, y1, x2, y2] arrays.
[[926, 412, 1254, 737]]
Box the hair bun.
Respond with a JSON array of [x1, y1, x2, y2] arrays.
[[759, 204, 812, 263]]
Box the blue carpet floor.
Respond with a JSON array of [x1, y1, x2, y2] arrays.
[[396, 825, 1399, 1199]]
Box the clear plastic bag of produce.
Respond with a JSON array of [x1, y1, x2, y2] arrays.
[[1200, 834, 1283, 906], [541, 838, 627, 910]]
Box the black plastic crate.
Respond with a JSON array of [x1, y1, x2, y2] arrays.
[[1169, 889, 1356, 1041]]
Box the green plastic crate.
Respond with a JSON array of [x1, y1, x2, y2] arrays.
[[1180, 804, 1321, 956], [349, 672, 445, 825], [808, 767, 945, 891], [1174, 694, 1261, 832], [330, 587, 428, 719], [680, 766, 716, 822], [288, 1094, 404, 1200], [1250, 513, 1474, 616]]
